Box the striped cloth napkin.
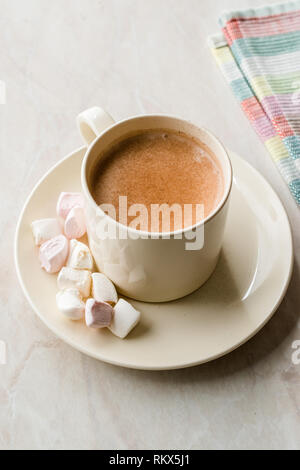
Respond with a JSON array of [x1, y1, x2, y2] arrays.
[[210, 0, 300, 205]]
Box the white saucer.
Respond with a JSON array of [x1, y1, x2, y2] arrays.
[[15, 147, 293, 370]]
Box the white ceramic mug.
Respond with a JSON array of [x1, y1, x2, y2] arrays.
[[79, 107, 232, 303]]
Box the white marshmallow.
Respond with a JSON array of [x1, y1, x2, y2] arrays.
[[92, 273, 118, 304], [57, 192, 84, 219], [31, 218, 62, 246], [39, 235, 69, 274], [58, 267, 91, 298], [85, 299, 114, 329], [64, 206, 87, 239], [67, 240, 93, 271], [56, 288, 85, 320], [109, 299, 141, 339]]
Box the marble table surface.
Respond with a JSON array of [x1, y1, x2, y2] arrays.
[[1, 0, 299, 450]]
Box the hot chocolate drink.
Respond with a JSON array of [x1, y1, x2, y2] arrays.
[[91, 129, 224, 232]]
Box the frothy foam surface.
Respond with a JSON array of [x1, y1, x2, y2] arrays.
[[92, 130, 224, 232]]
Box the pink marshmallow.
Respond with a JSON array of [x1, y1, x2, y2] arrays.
[[39, 235, 69, 274], [85, 299, 113, 329], [57, 192, 84, 219], [64, 206, 87, 239]]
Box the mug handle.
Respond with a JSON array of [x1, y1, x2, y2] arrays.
[[77, 106, 115, 146]]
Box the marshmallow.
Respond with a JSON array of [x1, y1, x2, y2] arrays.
[[67, 240, 93, 271], [109, 299, 141, 339], [64, 206, 87, 240], [31, 218, 62, 246], [58, 267, 91, 298], [92, 273, 118, 305], [57, 192, 84, 219], [39, 235, 69, 274], [56, 288, 85, 320], [85, 299, 114, 329]]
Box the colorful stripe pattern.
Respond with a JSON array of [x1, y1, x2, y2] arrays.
[[210, 1, 300, 205]]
